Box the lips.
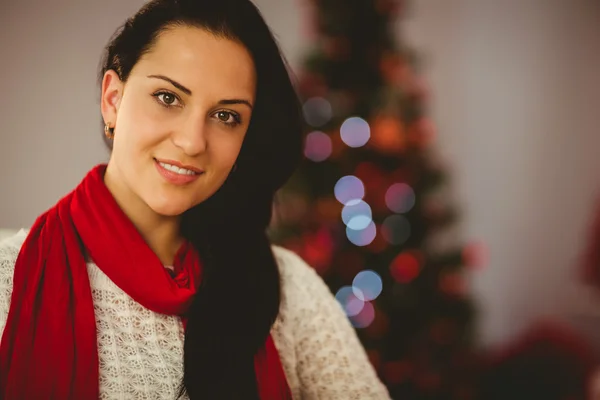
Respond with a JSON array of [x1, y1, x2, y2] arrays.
[[154, 158, 204, 174], [154, 159, 203, 185]]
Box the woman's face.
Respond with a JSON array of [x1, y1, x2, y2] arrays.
[[101, 25, 256, 217]]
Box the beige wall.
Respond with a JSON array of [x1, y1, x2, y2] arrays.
[[403, 0, 600, 346]]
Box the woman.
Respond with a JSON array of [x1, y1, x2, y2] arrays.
[[0, 0, 389, 399]]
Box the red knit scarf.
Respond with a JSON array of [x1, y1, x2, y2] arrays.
[[0, 164, 291, 399]]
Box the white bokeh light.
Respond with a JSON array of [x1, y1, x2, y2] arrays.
[[334, 176, 365, 205], [346, 221, 377, 246], [335, 286, 365, 317], [352, 270, 383, 301], [342, 200, 372, 230], [340, 117, 370, 148]]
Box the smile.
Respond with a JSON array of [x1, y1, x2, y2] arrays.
[[154, 158, 204, 186], [158, 161, 198, 175]]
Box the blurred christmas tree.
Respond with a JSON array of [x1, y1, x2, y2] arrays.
[[269, 0, 483, 398]]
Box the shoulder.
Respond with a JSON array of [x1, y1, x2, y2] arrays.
[[0, 229, 28, 273], [270, 244, 340, 326], [271, 245, 313, 280], [271, 245, 330, 299], [0, 229, 28, 336], [270, 246, 391, 399]]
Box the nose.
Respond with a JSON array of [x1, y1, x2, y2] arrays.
[[171, 117, 208, 156]]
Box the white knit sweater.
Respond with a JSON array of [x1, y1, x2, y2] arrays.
[[0, 230, 390, 399]]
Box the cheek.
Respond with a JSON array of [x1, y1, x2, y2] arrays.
[[114, 96, 168, 157], [211, 135, 245, 171]]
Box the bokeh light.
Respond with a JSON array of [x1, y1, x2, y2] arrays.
[[334, 175, 365, 205], [440, 273, 467, 297], [335, 286, 364, 317], [340, 116, 370, 148], [385, 183, 416, 213], [304, 131, 332, 162], [303, 97, 332, 127], [350, 300, 375, 328], [346, 221, 377, 247], [352, 270, 382, 301], [390, 252, 421, 283], [342, 200, 372, 230], [381, 215, 411, 245], [462, 241, 489, 269], [409, 117, 437, 147], [347, 215, 372, 231]]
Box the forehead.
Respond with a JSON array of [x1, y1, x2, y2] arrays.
[[132, 25, 256, 97]]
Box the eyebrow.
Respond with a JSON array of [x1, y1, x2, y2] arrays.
[[147, 74, 253, 109]]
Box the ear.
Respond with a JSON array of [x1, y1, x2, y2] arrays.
[[100, 70, 124, 127]]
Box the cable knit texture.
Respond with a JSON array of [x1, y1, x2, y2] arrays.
[[0, 230, 389, 399]]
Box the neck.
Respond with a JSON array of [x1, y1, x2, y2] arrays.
[[103, 163, 183, 265]]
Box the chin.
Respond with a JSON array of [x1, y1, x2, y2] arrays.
[[146, 198, 194, 217]]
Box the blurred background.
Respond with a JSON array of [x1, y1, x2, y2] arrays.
[[1, 0, 599, 398]]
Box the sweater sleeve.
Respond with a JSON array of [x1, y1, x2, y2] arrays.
[[0, 230, 27, 340], [272, 246, 390, 400]]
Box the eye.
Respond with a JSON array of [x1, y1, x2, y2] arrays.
[[153, 91, 181, 108], [214, 110, 242, 127]]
